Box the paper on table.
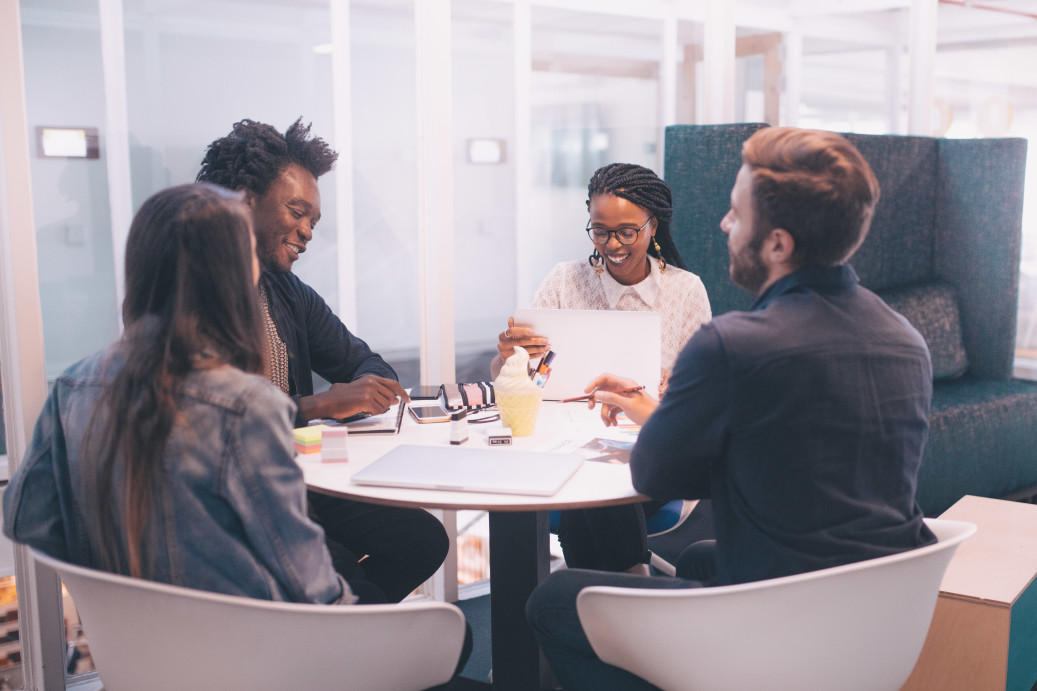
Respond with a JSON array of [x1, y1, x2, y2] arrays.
[[576, 438, 635, 464], [542, 411, 640, 463]]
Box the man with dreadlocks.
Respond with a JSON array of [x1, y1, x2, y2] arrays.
[[197, 118, 448, 604], [493, 163, 712, 576]]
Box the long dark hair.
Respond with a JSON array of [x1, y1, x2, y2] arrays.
[[85, 183, 265, 577], [586, 163, 687, 270]]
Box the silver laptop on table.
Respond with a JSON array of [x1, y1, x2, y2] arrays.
[[351, 444, 583, 496], [511, 308, 661, 401]]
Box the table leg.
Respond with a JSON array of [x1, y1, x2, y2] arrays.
[[488, 510, 551, 691]]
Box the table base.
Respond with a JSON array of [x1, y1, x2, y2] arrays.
[[488, 510, 552, 691]]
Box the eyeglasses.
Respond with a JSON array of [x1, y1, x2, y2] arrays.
[[586, 217, 653, 245]]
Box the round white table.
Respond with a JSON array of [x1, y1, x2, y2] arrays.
[[300, 402, 646, 691]]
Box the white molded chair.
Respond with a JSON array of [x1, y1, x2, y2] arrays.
[[32, 549, 466, 691], [576, 517, 975, 691]]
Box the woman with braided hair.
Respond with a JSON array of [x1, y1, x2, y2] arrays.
[[492, 162, 712, 575]]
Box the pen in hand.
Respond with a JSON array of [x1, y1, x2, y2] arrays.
[[530, 350, 556, 387], [561, 385, 646, 403]]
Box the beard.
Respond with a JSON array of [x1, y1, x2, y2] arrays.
[[729, 240, 769, 295]]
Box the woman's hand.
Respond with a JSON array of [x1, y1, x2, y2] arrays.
[[584, 373, 659, 427], [497, 316, 550, 361], [659, 369, 671, 399]]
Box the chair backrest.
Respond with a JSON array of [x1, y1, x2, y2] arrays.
[[577, 517, 976, 691], [664, 123, 1027, 379], [664, 122, 767, 318], [31, 549, 466, 691]]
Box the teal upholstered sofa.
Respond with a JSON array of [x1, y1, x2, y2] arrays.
[[663, 123, 1037, 516]]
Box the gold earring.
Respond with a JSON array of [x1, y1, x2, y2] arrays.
[[653, 239, 666, 273], [588, 249, 605, 276]]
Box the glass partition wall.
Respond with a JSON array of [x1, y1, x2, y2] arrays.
[[20, 1, 118, 383], [5, 0, 1037, 687]]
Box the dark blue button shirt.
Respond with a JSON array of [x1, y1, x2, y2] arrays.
[[632, 265, 936, 585]]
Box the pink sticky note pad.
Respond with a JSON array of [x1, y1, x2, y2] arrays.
[[322, 427, 349, 463]]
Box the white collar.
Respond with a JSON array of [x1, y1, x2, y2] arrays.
[[599, 257, 662, 309]]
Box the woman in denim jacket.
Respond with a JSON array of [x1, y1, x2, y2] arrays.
[[3, 183, 353, 605]]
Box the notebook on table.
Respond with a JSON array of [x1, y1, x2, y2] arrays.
[[511, 308, 661, 401], [351, 444, 584, 496], [325, 400, 406, 435]]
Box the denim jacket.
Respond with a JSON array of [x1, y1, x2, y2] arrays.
[[3, 341, 354, 605]]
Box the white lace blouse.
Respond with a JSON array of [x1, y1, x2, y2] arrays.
[[531, 258, 712, 372]]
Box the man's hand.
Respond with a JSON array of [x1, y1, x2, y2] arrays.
[[584, 373, 659, 427], [300, 375, 411, 422], [497, 316, 550, 362]]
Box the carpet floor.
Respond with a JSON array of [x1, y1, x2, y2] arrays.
[[455, 593, 492, 682]]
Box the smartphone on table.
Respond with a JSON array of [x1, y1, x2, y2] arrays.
[[409, 404, 451, 424]]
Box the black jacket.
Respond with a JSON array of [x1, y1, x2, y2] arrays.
[[260, 271, 397, 426]]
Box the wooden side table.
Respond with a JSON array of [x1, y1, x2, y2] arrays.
[[903, 495, 1037, 691]]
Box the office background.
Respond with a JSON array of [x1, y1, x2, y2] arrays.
[[4, 0, 1037, 688]]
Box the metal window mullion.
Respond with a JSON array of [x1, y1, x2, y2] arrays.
[[703, 0, 735, 124], [783, 28, 803, 127], [415, 0, 458, 603], [659, 8, 678, 171], [907, 0, 937, 135], [0, 3, 71, 689], [415, 0, 456, 386], [98, 0, 133, 322], [330, 0, 359, 331], [514, 0, 533, 310]]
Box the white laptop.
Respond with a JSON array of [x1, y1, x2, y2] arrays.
[[511, 308, 661, 401], [351, 444, 583, 496]]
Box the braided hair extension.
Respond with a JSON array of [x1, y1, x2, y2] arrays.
[[586, 163, 686, 271], [197, 117, 339, 196]]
